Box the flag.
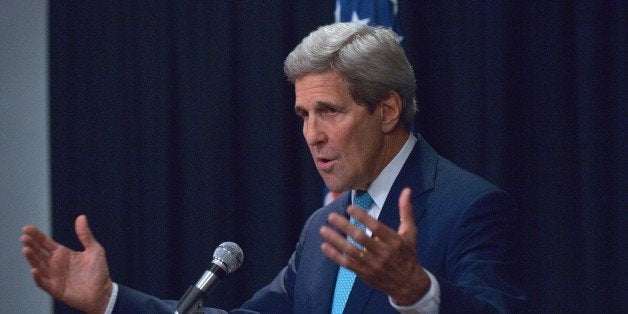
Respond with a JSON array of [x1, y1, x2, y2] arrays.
[[334, 0, 399, 30], [323, 0, 400, 206]]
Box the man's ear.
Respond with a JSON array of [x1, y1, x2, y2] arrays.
[[379, 91, 402, 133]]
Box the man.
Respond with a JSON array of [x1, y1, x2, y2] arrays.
[[21, 22, 525, 313]]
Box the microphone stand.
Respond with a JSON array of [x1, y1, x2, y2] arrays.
[[174, 263, 226, 314], [174, 285, 206, 314]]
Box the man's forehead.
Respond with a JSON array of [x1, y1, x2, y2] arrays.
[[295, 73, 350, 102], [295, 71, 346, 89]]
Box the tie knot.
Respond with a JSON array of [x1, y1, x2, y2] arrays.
[[354, 191, 374, 210]]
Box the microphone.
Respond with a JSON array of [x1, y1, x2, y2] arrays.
[[174, 242, 243, 314]]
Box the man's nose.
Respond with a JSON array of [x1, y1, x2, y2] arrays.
[[304, 117, 326, 146]]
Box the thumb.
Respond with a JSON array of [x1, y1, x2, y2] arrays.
[[75, 215, 98, 249], [398, 187, 416, 238]]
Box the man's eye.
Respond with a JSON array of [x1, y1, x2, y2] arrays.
[[295, 110, 308, 119], [323, 108, 339, 116]]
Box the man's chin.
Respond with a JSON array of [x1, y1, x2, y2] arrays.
[[322, 179, 349, 194]]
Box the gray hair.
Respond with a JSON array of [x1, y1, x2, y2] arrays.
[[284, 22, 417, 130]]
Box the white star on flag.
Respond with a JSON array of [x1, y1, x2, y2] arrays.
[[350, 11, 370, 24]]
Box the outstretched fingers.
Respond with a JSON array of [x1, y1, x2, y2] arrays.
[[397, 188, 417, 240], [21, 226, 59, 268], [344, 206, 396, 254], [22, 225, 59, 252], [21, 244, 46, 271], [20, 225, 68, 299], [320, 212, 367, 267]]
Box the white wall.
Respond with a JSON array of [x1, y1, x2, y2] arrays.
[[0, 1, 52, 312]]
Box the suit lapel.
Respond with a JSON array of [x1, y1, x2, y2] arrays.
[[385, 134, 438, 225], [342, 135, 438, 313], [305, 193, 351, 313]]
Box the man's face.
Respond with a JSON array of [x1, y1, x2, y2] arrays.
[[294, 71, 386, 192]]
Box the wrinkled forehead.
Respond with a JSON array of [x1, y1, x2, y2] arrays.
[[294, 71, 351, 103]]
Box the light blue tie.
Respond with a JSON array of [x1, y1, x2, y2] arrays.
[[331, 191, 374, 314]]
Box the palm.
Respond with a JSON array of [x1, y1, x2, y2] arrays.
[[54, 246, 109, 307]]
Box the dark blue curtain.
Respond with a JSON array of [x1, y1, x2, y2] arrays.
[[49, 1, 625, 313]]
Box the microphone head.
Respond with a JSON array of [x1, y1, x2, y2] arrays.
[[213, 242, 243, 274]]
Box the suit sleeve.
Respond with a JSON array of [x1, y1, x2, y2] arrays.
[[112, 285, 173, 313], [112, 213, 312, 313], [111, 263, 295, 314], [437, 190, 527, 313], [111, 254, 297, 314]]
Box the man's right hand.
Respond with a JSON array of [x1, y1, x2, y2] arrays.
[[21, 215, 113, 314]]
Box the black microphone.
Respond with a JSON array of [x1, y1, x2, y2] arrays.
[[174, 242, 243, 314]]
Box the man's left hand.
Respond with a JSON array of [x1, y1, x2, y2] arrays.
[[320, 187, 431, 305]]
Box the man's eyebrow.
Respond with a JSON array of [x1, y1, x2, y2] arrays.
[[294, 101, 335, 115], [294, 106, 305, 116], [312, 101, 337, 109]]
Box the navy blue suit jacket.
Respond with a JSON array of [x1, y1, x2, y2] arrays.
[[114, 136, 525, 313]]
